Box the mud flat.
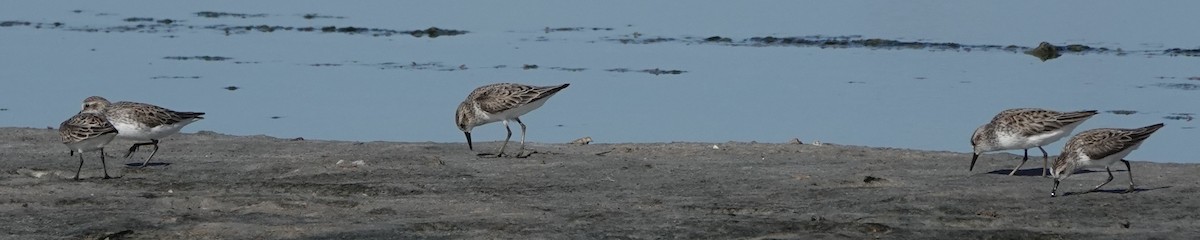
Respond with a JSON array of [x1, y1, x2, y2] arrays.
[[0, 127, 1197, 239]]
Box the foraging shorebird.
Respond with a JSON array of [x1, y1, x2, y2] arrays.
[[1050, 123, 1164, 197], [59, 100, 120, 180], [970, 108, 1098, 176], [82, 96, 204, 167], [455, 83, 569, 158]]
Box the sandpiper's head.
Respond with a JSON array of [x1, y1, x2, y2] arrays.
[[968, 124, 992, 171], [455, 101, 477, 150], [970, 124, 995, 153], [1048, 154, 1076, 197], [81, 96, 111, 114], [1050, 154, 1075, 180]]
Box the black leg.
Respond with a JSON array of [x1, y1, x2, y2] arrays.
[[1038, 146, 1049, 177], [478, 120, 513, 158], [1122, 159, 1135, 193], [74, 153, 84, 180], [125, 143, 140, 158], [125, 141, 156, 158], [138, 139, 161, 167], [1090, 166, 1115, 192], [498, 120, 512, 157], [515, 118, 530, 158], [100, 148, 111, 179], [1008, 149, 1030, 176], [125, 144, 136, 158]]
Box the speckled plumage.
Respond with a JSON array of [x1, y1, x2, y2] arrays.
[[83, 96, 204, 167], [970, 108, 1098, 176], [59, 106, 119, 180], [106, 101, 205, 128], [455, 83, 569, 157], [59, 112, 117, 145], [1050, 123, 1164, 197]]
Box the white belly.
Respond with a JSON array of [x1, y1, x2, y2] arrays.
[[111, 119, 199, 140], [994, 122, 1085, 150], [476, 96, 551, 123], [995, 129, 1067, 149], [65, 133, 117, 153], [1078, 142, 1143, 168]]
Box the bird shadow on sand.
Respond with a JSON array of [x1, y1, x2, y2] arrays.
[[1061, 186, 1172, 196], [124, 162, 171, 167], [985, 168, 1051, 176], [986, 168, 1121, 177]]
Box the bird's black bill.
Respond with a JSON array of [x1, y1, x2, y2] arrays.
[[464, 132, 473, 150], [1051, 179, 1061, 197], [970, 153, 979, 171]]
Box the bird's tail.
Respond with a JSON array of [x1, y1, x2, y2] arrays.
[[175, 111, 206, 120], [1128, 123, 1165, 143]]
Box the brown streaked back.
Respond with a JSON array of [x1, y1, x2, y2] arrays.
[[107, 101, 205, 127], [469, 83, 569, 114], [59, 113, 118, 144]]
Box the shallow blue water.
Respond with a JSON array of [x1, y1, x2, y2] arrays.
[[2, 1, 1197, 162]]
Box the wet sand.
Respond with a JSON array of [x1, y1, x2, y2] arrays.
[[1, 127, 1197, 239]]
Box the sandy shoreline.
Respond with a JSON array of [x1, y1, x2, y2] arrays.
[[1, 127, 1197, 239]]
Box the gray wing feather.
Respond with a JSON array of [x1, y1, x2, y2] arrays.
[[59, 113, 118, 143], [110, 101, 202, 127], [1081, 123, 1163, 159], [473, 83, 568, 114]]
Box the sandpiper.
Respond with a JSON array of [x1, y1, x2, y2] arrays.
[[59, 102, 119, 180], [83, 96, 205, 167], [1050, 123, 1164, 197], [455, 83, 569, 158], [971, 108, 1099, 176]]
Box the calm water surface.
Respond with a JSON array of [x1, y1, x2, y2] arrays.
[[2, 1, 1197, 162]]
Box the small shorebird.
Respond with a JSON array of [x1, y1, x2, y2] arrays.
[[970, 108, 1099, 176], [82, 96, 205, 167], [455, 83, 569, 158], [1050, 123, 1164, 197], [59, 103, 119, 180]]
